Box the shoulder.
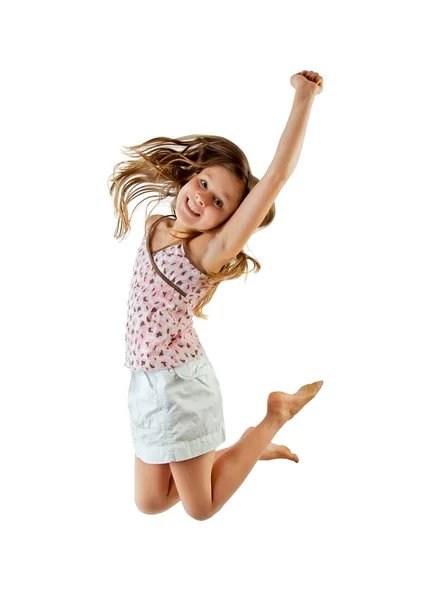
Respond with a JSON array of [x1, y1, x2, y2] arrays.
[[188, 231, 234, 275], [144, 214, 166, 233]]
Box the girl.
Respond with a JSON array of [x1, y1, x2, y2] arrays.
[[109, 70, 325, 521]]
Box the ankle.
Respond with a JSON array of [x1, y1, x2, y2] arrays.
[[263, 412, 285, 432]]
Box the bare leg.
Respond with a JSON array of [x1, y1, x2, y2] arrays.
[[163, 441, 248, 510], [166, 428, 293, 502], [209, 381, 324, 517], [166, 380, 323, 513], [165, 424, 299, 506], [166, 448, 226, 503]]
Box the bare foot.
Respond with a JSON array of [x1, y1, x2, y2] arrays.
[[240, 427, 299, 462], [267, 380, 324, 424]]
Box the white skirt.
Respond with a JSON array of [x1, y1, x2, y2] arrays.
[[127, 354, 226, 464]]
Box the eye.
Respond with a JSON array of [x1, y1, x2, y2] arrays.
[[200, 179, 223, 208]]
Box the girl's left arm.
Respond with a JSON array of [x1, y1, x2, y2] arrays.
[[216, 74, 322, 261], [266, 90, 318, 181]]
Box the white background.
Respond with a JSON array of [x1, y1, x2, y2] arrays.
[[1, 0, 420, 598]]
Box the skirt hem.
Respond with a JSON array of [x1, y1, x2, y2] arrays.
[[134, 425, 226, 464]]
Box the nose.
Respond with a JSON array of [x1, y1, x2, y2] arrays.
[[195, 190, 211, 207]]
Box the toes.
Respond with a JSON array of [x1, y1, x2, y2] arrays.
[[286, 450, 299, 462], [280, 446, 299, 461]]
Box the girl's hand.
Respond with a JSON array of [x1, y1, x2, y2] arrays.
[[290, 70, 323, 96]]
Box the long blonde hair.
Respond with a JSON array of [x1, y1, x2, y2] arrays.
[[108, 134, 276, 319]]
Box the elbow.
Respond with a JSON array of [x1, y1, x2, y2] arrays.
[[262, 170, 290, 189]]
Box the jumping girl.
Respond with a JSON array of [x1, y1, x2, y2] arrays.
[[108, 69, 325, 521]]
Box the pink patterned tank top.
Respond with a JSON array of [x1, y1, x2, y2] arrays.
[[124, 215, 211, 372]]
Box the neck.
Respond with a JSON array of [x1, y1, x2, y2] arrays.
[[168, 216, 198, 237]]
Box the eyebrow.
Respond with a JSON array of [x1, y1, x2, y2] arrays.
[[203, 172, 232, 205]]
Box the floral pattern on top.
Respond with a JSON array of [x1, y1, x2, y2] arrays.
[[124, 216, 211, 372]]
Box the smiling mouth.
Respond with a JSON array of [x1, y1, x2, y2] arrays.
[[185, 197, 200, 217]]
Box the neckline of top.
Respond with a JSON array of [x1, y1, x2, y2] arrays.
[[146, 215, 208, 276], [147, 215, 182, 255]]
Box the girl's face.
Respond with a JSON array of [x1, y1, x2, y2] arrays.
[[175, 165, 244, 232]]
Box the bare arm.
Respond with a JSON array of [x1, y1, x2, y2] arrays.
[[217, 88, 319, 260], [266, 91, 316, 181]]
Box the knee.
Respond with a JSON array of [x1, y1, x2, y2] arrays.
[[190, 513, 212, 521], [185, 504, 214, 522], [135, 497, 164, 515]]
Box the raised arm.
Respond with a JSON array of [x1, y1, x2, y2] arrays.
[[217, 71, 323, 261]]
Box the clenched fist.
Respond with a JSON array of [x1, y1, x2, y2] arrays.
[[290, 70, 324, 96]]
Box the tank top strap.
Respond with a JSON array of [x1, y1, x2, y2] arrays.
[[146, 214, 177, 253], [147, 214, 174, 235]]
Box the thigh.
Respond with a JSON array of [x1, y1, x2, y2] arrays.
[[169, 450, 215, 521], [134, 455, 172, 513]]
